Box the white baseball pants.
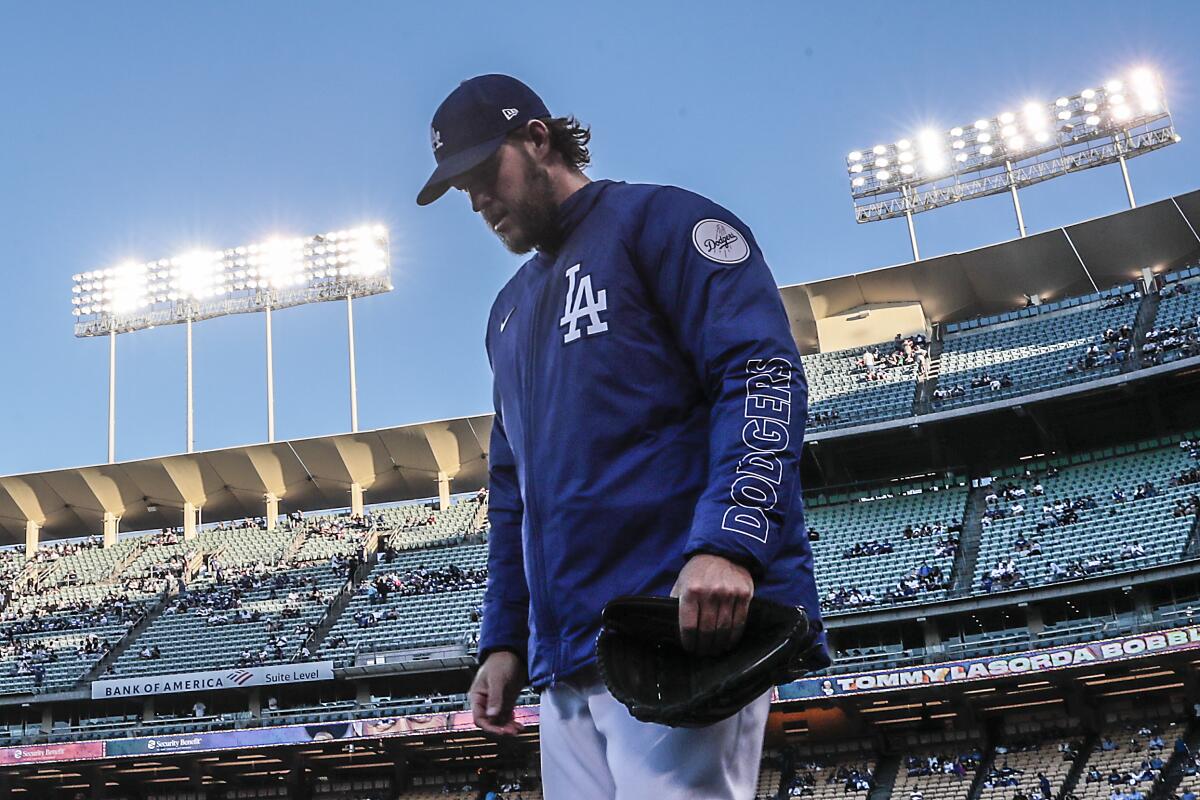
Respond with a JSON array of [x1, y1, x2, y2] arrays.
[[538, 667, 771, 800]]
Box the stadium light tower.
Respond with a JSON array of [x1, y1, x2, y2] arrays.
[[72, 226, 391, 460], [846, 66, 1179, 260]]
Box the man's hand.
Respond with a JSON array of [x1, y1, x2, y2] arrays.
[[670, 553, 754, 655], [468, 650, 526, 736]]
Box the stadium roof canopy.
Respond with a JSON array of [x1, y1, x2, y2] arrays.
[[782, 188, 1200, 352], [0, 415, 492, 545]]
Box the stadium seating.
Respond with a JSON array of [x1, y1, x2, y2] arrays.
[[936, 285, 1140, 410], [973, 437, 1199, 593], [802, 338, 924, 431], [893, 740, 984, 800], [33, 536, 143, 588], [981, 735, 1081, 800], [1075, 724, 1174, 800], [806, 479, 968, 613], [780, 746, 877, 800], [756, 750, 784, 799], [376, 491, 489, 550], [1146, 276, 1200, 364], [106, 562, 344, 677], [319, 543, 487, 666], [0, 606, 147, 694]]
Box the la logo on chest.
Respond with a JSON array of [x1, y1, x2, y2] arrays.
[[559, 263, 609, 344]]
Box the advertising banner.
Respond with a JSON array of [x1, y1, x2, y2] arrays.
[[780, 623, 1200, 701], [91, 661, 334, 700], [351, 705, 540, 738], [104, 720, 356, 757], [0, 741, 105, 766]]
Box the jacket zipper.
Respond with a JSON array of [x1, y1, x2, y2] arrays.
[[522, 261, 562, 684]]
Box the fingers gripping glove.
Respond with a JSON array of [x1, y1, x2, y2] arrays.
[[595, 595, 823, 728]]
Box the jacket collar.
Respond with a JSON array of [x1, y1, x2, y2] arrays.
[[538, 179, 616, 256]]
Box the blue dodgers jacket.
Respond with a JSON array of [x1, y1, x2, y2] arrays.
[[478, 179, 829, 688]]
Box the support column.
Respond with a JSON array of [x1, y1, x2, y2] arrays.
[[41, 707, 53, 734], [350, 483, 364, 518], [266, 305, 276, 443], [902, 185, 920, 261], [437, 471, 451, 511], [920, 617, 942, 653], [1141, 267, 1156, 295], [1130, 587, 1153, 626], [248, 687, 262, 720], [356, 682, 372, 707], [89, 765, 109, 800], [1006, 160, 1027, 238], [383, 739, 410, 797], [108, 329, 117, 464], [1022, 602, 1045, 637], [142, 698, 154, 723], [285, 752, 312, 800], [186, 315, 194, 453], [24, 520, 39, 561], [1118, 154, 1136, 208], [265, 494, 279, 531], [183, 502, 198, 542], [347, 294, 359, 433], [102, 512, 118, 548]]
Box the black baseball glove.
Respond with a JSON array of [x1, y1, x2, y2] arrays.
[[595, 595, 824, 728]]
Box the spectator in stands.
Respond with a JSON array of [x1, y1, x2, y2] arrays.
[[1119, 542, 1146, 559], [985, 559, 1026, 592], [932, 385, 967, 402], [809, 409, 842, 427], [843, 541, 894, 558], [822, 587, 879, 612]]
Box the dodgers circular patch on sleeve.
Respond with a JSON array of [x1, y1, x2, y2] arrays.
[[692, 219, 751, 264]]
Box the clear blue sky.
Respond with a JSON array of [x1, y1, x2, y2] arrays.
[[1, 1, 1197, 475]]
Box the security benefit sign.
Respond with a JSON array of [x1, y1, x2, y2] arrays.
[[780, 624, 1200, 701], [91, 661, 334, 700]]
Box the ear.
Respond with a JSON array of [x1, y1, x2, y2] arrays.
[[523, 118, 553, 164]]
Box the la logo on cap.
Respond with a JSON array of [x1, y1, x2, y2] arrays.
[[502, 107, 519, 121], [430, 127, 444, 152]]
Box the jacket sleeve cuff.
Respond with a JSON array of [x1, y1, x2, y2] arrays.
[[682, 545, 765, 582], [476, 645, 527, 667]]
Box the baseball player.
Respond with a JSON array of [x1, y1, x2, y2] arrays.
[[417, 74, 829, 800]]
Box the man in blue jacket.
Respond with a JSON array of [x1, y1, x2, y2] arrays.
[[418, 74, 827, 800]]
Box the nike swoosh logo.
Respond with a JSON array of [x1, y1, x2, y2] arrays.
[[500, 307, 515, 332]]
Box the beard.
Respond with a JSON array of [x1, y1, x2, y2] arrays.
[[491, 152, 562, 255]]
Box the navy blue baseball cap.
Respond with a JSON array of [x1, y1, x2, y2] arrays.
[[416, 74, 551, 206]]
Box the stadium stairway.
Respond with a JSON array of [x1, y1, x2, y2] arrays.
[[1127, 290, 1163, 371], [79, 585, 176, 685], [1148, 718, 1200, 800], [1057, 730, 1099, 800], [963, 731, 1000, 800], [913, 338, 945, 416], [103, 538, 148, 583], [1185, 512, 1200, 560], [867, 752, 902, 800], [302, 547, 380, 658], [949, 484, 990, 597]]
